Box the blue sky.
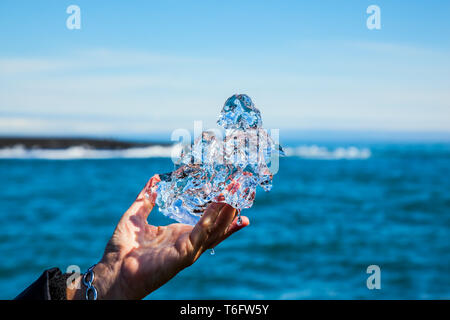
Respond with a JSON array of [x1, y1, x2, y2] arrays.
[[0, 0, 449, 137]]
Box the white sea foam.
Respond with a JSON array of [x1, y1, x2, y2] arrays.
[[0, 144, 180, 160], [0, 144, 371, 160], [283, 145, 371, 160]]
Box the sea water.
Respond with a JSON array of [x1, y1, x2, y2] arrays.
[[0, 142, 449, 299]]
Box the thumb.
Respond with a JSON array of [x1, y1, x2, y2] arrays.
[[123, 174, 161, 221]]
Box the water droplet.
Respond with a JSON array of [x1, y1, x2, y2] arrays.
[[236, 209, 242, 226], [144, 192, 150, 199], [210, 248, 215, 255]]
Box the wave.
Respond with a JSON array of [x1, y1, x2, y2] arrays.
[[0, 144, 371, 160], [0, 145, 180, 160], [283, 145, 371, 160]]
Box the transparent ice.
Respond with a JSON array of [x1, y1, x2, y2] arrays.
[[154, 94, 283, 225]]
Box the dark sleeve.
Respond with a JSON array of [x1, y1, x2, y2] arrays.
[[14, 268, 72, 300]]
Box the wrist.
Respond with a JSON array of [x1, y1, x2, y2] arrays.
[[91, 261, 122, 299], [66, 261, 123, 300]]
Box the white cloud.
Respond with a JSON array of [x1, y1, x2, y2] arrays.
[[0, 116, 176, 135], [0, 49, 218, 75], [0, 46, 449, 135]]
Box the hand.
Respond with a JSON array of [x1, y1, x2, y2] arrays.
[[67, 175, 249, 300]]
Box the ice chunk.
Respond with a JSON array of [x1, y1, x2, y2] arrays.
[[154, 94, 282, 225], [217, 94, 262, 130]]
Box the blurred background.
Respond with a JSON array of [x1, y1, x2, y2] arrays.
[[0, 0, 449, 299]]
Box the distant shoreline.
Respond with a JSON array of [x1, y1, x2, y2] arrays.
[[0, 137, 169, 150]]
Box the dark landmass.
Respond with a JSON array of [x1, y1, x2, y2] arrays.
[[0, 137, 169, 149]]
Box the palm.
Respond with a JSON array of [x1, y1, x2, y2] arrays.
[[113, 213, 194, 299]]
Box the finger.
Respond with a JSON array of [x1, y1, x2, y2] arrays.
[[208, 215, 249, 249], [204, 205, 238, 249], [123, 174, 161, 221], [140, 174, 161, 203], [189, 202, 226, 250], [211, 204, 236, 238], [214, 194, 225, 202]]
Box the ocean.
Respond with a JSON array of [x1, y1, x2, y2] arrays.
[[0, 141, 449, 299]]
